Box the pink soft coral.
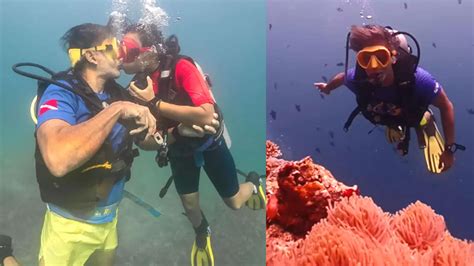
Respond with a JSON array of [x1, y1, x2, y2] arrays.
[[266, 140, 474, 266], [391, 200, 446, 251]]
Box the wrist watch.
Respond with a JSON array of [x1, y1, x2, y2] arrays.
[[445, 143, 466, 153], [147, 97, 161, 119]]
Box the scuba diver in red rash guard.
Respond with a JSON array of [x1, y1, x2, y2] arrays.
[[120, 24, 266, 266]]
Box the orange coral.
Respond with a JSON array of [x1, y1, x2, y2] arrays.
[[327, 196, 392, 244], [433, 232, 474, 266], [391, 201, 446, 251]]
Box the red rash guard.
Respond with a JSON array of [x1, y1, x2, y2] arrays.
[[150, 59, 215, 106]]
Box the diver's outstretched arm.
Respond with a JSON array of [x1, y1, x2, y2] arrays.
[[432, 88, 455, 146], [431, 88, 456, 171], [314, 72, 345, 95]]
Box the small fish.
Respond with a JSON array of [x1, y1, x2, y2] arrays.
[[337, 7, 343, 12], [458, 0, 462, 4], [324, 63, 328, 67], [176, 16, 181, 21], [365, 15, 373, 19], [274, 82, 277, 90], [295, 104, 301, 112], [269, 23, 272, 31], [319, 93, 325, 99], [286, 44, 291, 49], [432, 42, 437, 48], [336, 62, 344, 66], [404, 2, 408, 9], [329, 141, 335, 147], [322, 76, 328, 82], [270, 110, 276, 120], [316, 127, 321, 131], [467, 108, 474, 115], [315, 148, 321, 153], [329, 131, 334, 139]]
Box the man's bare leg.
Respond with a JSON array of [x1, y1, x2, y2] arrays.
[[85, 248, 116, 266], [222, 182, 255, 210]]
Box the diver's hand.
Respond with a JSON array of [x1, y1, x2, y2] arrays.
[[177, 124, 206, 138], [177, 113, 220, 137], [129, 76, 155, 102], [439, 150, 454, 172], [115, 101, 156, 137], [314, 82, 331, 95]]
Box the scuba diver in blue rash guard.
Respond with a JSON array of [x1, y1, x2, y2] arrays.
[[314, 25, 465, 174], [29, 23, 155, 266], [120, 23, 266, 266]]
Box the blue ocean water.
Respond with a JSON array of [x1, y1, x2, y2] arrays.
[[268, 0, 474, 240], [0, 0, 265, 265]]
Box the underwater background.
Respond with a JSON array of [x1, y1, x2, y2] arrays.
[[267, 0, 473, 241], [0, 0, 265, 265]]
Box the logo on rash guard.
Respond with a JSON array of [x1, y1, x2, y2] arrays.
[[434, 82, 440, 94], [39, 99, 58, 116]]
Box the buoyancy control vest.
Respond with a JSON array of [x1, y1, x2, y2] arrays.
[[343, 29, 428, 131], [33, 69, 138, 209], [156, 54, 226, 157]]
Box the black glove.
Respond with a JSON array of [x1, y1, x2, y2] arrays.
[[0, 235, 13, 262]]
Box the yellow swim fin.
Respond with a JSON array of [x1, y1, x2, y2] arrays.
[[245, 172, 267, 210], [421, 118, 445, 174], [191, 233, 214, 266], [191, 215, 214, 266]]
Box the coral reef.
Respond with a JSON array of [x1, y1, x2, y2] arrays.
[[266, 140, 474, 266]]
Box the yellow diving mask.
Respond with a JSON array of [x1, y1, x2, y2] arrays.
[[356, 45, 393, 69], [68, 37, 120, 67]]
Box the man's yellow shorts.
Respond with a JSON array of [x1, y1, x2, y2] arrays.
[[38, 209, 118, 266]]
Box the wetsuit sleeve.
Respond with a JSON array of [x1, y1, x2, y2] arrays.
[[414, 67, 442, 106], [36, 82, 78, 129], [174, 59, 215, 106], [343, 68, 359, 95]]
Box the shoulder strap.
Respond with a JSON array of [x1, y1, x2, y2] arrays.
[[158, 54, 195, 103]]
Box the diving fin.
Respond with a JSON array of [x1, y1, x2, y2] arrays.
[[420, 117, 445, 174], [245, 171, 267, 210], [191, 216, 214, 266]]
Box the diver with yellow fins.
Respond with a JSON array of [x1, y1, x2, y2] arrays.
[[119, 23, 266, 266], [314, 25, 465, 174]]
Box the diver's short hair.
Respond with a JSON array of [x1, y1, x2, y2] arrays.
[[124, 23, 163, 47], [61, 23, 113, 50], [349, 24, 400, 52]]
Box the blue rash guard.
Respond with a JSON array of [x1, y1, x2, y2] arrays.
[[344, 67, 442, 109], [36, 82, 128, 224]]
